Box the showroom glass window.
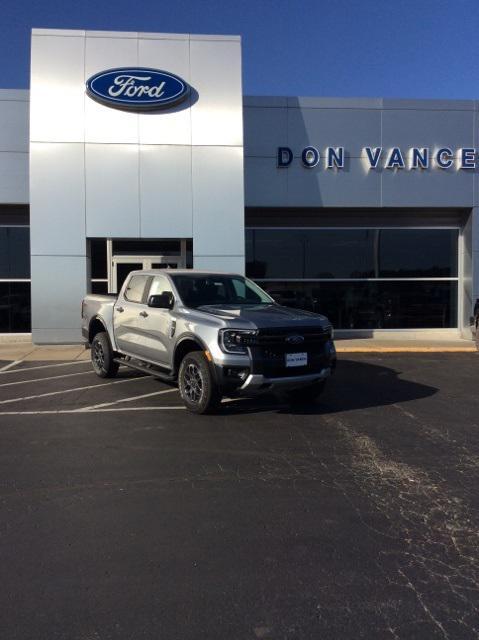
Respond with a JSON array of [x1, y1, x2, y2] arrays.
[[246, 228, 459, 329], [0, 226, 31, 332]]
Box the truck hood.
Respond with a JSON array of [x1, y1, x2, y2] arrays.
[[195, 303, 330, 329]]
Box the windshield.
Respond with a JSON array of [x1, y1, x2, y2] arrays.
[[171, 274, 274, 308]]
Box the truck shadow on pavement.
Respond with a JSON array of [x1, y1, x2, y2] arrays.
[[218, 358, 438, 416]]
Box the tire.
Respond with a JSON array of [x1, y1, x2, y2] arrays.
[[287, 380, 326, 405], [91, 331, 119, 378], [178, 351, 221, 414]]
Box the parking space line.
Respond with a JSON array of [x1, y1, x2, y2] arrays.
[[0, 376, 148, 405], [0, 369, 96, 388], [0, 360, 22, 372], [0, 360, 90, 375], [0, 406, 185, 415], [76, 387, 178, 411]]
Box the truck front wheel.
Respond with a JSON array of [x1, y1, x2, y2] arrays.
[[91, 331, 119, 378], [178, 351, 221, 414]]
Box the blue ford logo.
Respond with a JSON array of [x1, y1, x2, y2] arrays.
[[86, 67, 189, 110], [285, 334, 304, 344]]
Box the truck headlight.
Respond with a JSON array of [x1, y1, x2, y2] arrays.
[[219, 329, 257, 354]]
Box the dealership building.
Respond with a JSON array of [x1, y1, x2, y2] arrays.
[[0, 28, 478, 343]]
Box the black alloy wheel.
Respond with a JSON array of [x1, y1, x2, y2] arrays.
[[178, 351, 221, 414], [93, 339, 105, 369], [91, 331, 119, 378], [183, 362, 204, 403]]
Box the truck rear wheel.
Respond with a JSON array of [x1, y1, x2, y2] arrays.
[[91, 331, 119, 378], [178, 351, 221, 414]]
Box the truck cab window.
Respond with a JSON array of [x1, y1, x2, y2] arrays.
[[124, 275, 149, 303], [149, 275, 174, 298]]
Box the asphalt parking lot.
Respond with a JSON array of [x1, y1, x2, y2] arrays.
[[0, 353, 478, 640]]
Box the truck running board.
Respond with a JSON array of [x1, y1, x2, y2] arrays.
[[113, 358, 175, 383]]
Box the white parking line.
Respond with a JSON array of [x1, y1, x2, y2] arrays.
[[0, 406, 186, 415], [0, 369, 96, 388], [76, 387, 178, 411], [0, 360, 90, 375], [0, 360, 22, 372], [0, 376, 148, 405]]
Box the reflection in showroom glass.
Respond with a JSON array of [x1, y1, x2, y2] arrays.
[[259, 281, 458, 329], [0, 227, 30, 278], [0, 283, 31, 332], [246, 228, 458, 279]]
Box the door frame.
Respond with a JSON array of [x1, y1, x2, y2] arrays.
[[107, 239, 187, 293], [110, 256, 185, 293]]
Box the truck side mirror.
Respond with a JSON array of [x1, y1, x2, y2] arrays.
[[148, 293, 174, 309]]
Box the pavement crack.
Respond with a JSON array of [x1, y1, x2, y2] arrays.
[[397, 568, 451, 639]]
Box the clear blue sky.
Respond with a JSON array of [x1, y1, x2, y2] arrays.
[[2, 0, 478, 98]]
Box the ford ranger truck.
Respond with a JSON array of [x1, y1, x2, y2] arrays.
[[81, 270, 336, 414]]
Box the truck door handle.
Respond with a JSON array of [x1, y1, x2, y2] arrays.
[[139, 311, 148, 318], [117, 306, 124, 313]]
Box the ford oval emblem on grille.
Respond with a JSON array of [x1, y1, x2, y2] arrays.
[[86, 67, 190, 111], [285, 334, 304, 344]]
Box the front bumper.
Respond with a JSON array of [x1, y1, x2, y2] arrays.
[[212, 335, 336, 395], [238, 367, 332, 395]]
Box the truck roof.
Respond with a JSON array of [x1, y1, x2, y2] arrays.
[[127, 269, 243, 277]]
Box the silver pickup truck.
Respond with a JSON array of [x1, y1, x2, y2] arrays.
[[81, 270, 336, 413]]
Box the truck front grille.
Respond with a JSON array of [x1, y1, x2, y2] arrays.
[[250, 327, 331, 378]]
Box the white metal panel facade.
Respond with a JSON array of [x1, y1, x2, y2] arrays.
[[0, 90, 29, 204], [29, 29, 245, 343]]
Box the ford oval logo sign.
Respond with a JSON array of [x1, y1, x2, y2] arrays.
[[285, 334, 305, 345], [86, 67, 189, 110]]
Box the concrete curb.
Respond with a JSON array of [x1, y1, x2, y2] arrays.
[[0, 340, 476, 362], [336, 346, 477, 353]]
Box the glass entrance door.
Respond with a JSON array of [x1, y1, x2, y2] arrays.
[[111, 255, 184, 293]]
